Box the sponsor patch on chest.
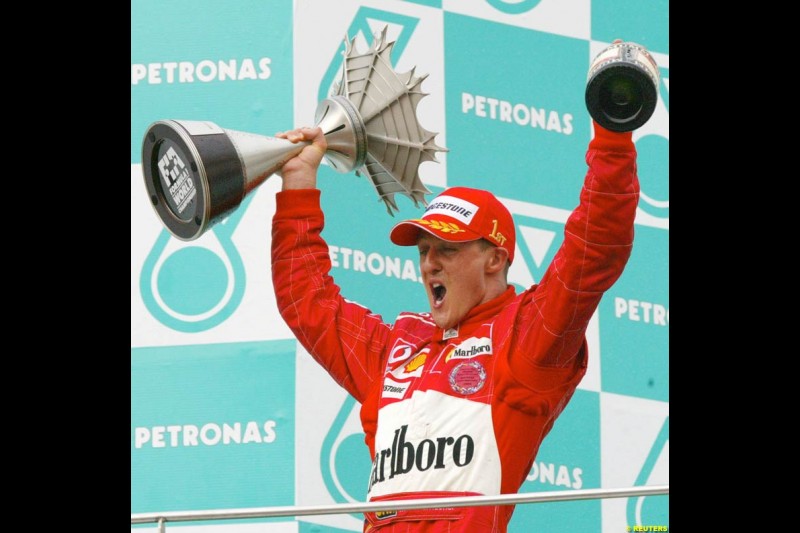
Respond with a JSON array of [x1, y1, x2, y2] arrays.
[[444, 336, 493, 362], [449, 360, 487, 395]]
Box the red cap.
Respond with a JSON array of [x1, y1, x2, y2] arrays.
[[390, 186, 516, 263]]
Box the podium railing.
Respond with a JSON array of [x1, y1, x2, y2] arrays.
[[131, 484, 669, 532]]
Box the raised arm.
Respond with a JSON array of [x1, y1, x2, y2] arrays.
[[511, 122, 639, 377], [271, 127, 390, 402]]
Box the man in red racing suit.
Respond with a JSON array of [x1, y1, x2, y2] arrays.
[[271, 121, 639, 532]]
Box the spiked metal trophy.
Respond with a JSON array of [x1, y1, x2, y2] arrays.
[[141, 27, 447, 241]]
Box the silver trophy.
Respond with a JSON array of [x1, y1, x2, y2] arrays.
[[585, 41, 660, 132], [141, 26, 447, 241]]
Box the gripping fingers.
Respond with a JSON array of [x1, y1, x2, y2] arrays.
[[275, 126, 319, 143]]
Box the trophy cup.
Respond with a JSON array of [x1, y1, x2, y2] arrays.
[[141, 26, 447, 241], [585, 41, 660, 132]]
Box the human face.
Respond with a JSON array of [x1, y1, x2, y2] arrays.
[[417, 233, 496, 330]]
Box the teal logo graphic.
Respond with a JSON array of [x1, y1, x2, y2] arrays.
[[599, 223, 668, 402], [487, 0, 543, 14], [133, 0, 295, 333], [591, 0, 668, 56], [321, 395, 371, 518], [626, 416, 669, 526], [513, 390, 600, 532], [636, 66, 669, 221], [131, 340, 296, 514], [317, 8, 420, 103], [139, 195, 252, 332], [509, 215, 563, 293], [444, 18, 589, 210]]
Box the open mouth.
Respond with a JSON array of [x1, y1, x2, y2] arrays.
[[432, 283, 446, 306]]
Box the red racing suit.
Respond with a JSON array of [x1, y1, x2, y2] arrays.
[[271, 124, 639, 532]]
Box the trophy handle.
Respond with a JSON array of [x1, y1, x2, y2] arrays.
[[314, 95, 368, 173]]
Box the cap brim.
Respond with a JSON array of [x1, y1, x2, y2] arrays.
[[389, 218, 483, 246]]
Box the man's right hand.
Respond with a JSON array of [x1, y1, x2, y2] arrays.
[[275, 126, 327, 190]]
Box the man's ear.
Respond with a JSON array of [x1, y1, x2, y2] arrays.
[[485, 246, 509, 274]]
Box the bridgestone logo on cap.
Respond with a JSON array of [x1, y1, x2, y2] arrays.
[[424, 195, 478, 225]]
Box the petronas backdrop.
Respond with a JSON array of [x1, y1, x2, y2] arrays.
[[131, 1, 669, 531]]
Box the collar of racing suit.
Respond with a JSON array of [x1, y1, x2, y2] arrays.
[[431, 285, 517, 342]]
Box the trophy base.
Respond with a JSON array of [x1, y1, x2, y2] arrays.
[[141, 120, 245, 241]]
